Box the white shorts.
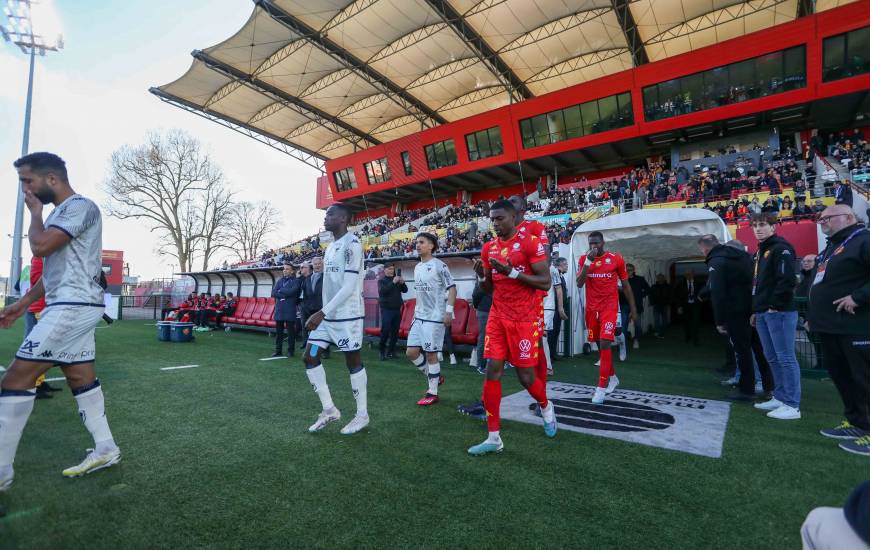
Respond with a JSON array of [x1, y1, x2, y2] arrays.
[[16, 305, 103, 365], [307, 317, 363, 352], [544, 309, 556, 331], [407, 319, 446, 353]]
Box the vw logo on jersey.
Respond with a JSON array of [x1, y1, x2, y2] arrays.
[[604, 321, 614, 332], [518, 339, 532, 353]]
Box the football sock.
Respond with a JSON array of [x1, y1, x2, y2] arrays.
[[71, 380, 118, 455], [483, 379, 502, 432], [426, 362, 440, 395], [305, 363, 335, 411], [349, 366, 368, 417], [412, 355, 428, 376], [534, 340, 548, 383], [0, 389, 36, 468], [598, 347, 613, 388], [542, 401, 556, 423], [486, 430, 501, 444], [525, 376, 549, 408]]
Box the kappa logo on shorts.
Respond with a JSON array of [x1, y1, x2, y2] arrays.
[[38, 350, 53, 358]]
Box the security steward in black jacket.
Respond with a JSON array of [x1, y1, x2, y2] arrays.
[[809, 205, 870, 449], [272, 262, 303, 357], [378, 264, 407, 360], [699, 235, 774, 399]]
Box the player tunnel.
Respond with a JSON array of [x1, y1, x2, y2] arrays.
[[567, 209, 731, 355]]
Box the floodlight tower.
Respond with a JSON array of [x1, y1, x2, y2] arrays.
[[1, 0, 63, 302]]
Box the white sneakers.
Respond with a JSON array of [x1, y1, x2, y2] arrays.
[[591, 387, 606, 404], [308, 407, 341, 432], [62, 447, 122, 478], [754, 398, 782, 411], [594, 359, 601, 367], [617, 335, 627, 361], [767, 405, 801, 420], [605, 375, 620, 395], [449, 354, 458, 365], [633, 339, 640, 350], [340, 415, 370, 435], [754, 398, 801, 420]]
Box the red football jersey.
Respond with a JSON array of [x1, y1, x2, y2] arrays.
[[517, 219, 550, 246], [482, 231, 548, 321], [581, 251, 627, 311]]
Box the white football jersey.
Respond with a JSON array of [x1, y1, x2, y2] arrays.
[[43, 194, 104, 306], [322, 231, 364, 320], [413, 258, 455, 322]]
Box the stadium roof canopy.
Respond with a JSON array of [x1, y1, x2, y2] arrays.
[[152, 0, 858, 172]]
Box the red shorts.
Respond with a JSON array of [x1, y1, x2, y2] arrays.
[[484, 316, 541, 368], [586, 306, 618, 342]]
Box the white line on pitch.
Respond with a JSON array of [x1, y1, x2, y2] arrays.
[[0, 365, 5, 372], [160, 365, 200, 371], [259, 356, 286, 361], [45, 377, 65, 382]]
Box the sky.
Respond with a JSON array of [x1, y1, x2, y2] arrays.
[[0, 0, 325, 283]]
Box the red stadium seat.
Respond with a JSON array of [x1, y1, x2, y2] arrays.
[[245, 298, 266, 325], [255, 299, 275, 326], [453, 303, 479, 345], [364, 326, 381, 337], [398, 299, 416, 338], [449, 299, 470, 341], [225, 297, 252, 324]]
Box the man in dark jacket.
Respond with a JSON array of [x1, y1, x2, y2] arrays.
[[272, 263, 303, 357], [809, 205, 870, 455], [834, 180, 853, 207], [378, 264, 407, 360], [625, 263, 650, 349], [674, 270, 702, 345], [649, 273, 671, 338], [471, 274, 493, 375], [699, 234, 774, 400], [750, 211, 801, 420], [301, 257, 324, 351]]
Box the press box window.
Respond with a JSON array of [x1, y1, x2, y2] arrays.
[[363, 157, 391, 184], [465, 127, 503, 161], [333, 167, 357, 192], [424, 139, 458, 170], [401, 151, 412, 176]]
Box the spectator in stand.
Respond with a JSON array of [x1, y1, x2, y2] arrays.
[[813, 198, 827, 215], [272, 262, 303, 358], [471, 267, 492, 375], [793, 196, 814, 220], [750, 211, 802, 420], [675, 270, 702, 345], [301, 257, 325, 355], [625, 263, 650, 349], [834, 180, 854, 207], [809, 205, 870, 455], [377, 264, 407, 361], [649, 273, 672, 338]]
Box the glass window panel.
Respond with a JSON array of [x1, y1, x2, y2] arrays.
[[401, 151, 412, 176], [547, 110, 566, 143], [488, 127, 503, 155], [824, 35, 846, 81], [704, 67, 729, 109], [783, 46, 806, 90], [520, 119, 535, 148], [477, 130, 492, 159], [597, 95, 618, 131], [563, 105, 583, 138], [679, 73, 703, 115], [532, 115, 550, 146], [466, 133, 479, 161], [380, 159, 390, 181], [425, 144, 437, 170], [756, 51, 783, 96], [729, 59, 756, 101], [617, 92, 633, 125], [443, 139, 457, 167], [847, 26, 870, 78], [642, 85, 658, 121], [580, 101, 599, 135], [365, 162, 375, 183], [656, 79, 680, 119]]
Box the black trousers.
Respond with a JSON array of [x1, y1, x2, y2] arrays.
[[548, 314, 562, 358], [725, 312, 774, 395], [379, 308, 401, 354], [820, 332, 870, 430], [684, 303, 701, 344], [275, 320, 295, 354]]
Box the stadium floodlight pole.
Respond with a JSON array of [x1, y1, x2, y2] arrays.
[[1, 0, 63, 301]]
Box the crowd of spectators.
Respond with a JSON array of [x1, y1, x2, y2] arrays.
[[829, 129, 870, 172]]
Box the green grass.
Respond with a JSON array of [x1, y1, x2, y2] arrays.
[[0, 320, 864, 549]]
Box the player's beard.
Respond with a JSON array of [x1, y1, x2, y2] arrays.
[[34, 187, 56, 204]]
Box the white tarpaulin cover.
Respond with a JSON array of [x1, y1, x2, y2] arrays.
[[568, 208, 730, 353]]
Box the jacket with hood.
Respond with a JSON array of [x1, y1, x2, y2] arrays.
[[752, 235, 797, 313], [705, 244, 753, 325]]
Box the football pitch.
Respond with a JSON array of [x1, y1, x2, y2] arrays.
[[0, 320, 863, 549]]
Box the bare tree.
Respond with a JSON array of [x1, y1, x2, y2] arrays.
[[228, 201, 282, 262], [104, 130, 235, 272]]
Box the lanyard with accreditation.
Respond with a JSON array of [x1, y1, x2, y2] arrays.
[[813, 227, 867, 285]]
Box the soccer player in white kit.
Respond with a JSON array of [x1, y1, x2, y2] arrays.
[[0, 153, 121, 491], [405, 233, 456, 406], [303, 204, 369, 435]]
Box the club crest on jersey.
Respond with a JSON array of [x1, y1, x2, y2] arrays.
[[605, 258, 611, 264], [513, 242, 520, 250], [595, 261, 602, 266]]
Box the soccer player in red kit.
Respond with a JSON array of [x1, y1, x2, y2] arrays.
[[576, 231, 638, 404], [509, 195, 553, 379], [468, 199, 557, 456]]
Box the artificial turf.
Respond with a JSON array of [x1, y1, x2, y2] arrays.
[[0, 319, 864, 549]]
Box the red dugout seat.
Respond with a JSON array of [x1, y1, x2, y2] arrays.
[[449, 299, 470, 341], [453, 303, 479, 345], [225, 297, 253, 324], [398, 299, 416, 338], [255, 298, 275, 327], [243, 298, 266, 325]]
